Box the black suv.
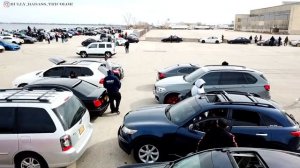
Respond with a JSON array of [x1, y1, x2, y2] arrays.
[[118, 92, 300, 163]]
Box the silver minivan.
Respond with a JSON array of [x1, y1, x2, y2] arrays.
[[154, 65, 271, 104], [0, 89, 93, 168]]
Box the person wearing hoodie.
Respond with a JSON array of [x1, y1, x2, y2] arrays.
[[103, 70, 121, 114]]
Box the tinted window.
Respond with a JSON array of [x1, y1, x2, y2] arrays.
[[0, 107, 16, 134], [232, 110, 261, 126], [260, 114, 281, 126], [44, 67, 64, 77], [18, 108, 56, 133], [89, 44, 97, 48], [173, 152, 213, 168], [64, 67, 81, 77], [106, 44, 112, 48], [73, 80, 98, 95], [220, 72, 247, 85], [178, 68, 192, 74], [184, 68, 206, 83], [53, 96, 86, 130], [81, 67, 93, 76], [244, 73, 257, 84], [99, 44, 105, 48], [201, 72, 221, 85]]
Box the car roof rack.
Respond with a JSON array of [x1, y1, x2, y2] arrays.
[[215, 102, 275, 108], [204, 65, 246, 68], [0, 88, 63, 103]]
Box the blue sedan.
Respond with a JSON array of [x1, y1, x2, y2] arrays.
[[0, 40, 20, 51]]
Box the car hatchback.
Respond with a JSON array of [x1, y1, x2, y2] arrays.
[[154, 65, 270, 104], [0, 89, 93, 168]]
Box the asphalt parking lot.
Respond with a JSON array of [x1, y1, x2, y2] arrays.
[[0, 30, 300, 168]]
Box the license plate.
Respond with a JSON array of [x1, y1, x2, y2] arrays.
[[79, 125, 85, 135]]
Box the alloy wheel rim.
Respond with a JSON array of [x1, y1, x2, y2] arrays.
[[166, 96, 179, 104], [138, 144, 159, 163], [21, 157, 41, 168]]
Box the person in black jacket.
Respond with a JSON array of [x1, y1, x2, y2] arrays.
[[197, 119, 238, 151], [103, 70, 121, 114]]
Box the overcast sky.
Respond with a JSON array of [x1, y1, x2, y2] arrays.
[[0, 0, 292, 25]]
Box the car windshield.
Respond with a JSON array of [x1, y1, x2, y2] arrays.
[[53, 96, 86, 130], [167, 97, 200, 124], [73, 80, 98, 95], [184, 68, 206, 83]]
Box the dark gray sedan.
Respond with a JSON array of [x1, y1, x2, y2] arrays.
[[157, 64, 200, 80], [119, 147, 300, 168]]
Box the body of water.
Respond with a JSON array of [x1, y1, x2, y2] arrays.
[[0, 23, 124, 31]]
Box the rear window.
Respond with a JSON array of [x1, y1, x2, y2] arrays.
[[53, 96, 86, 130], [73, 80, 98, 95], [260, 74, 268, 81]]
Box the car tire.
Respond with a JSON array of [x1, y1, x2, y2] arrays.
[[105, 52, 112, 58], [164, 93, 180, 104], [133, 141, 162, 163], [201, 40, 205, 43], [15, 153, 48, 168], [80, 52, 88, 58], [215, 40, 219, 44]]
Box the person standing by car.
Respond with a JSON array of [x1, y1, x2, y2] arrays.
[[197, 119, 238, 151], [103, 70, 121, 114], [259, 35, 262, 41], [124, 40, 130, 53], [249, 35, 253, 43], [284, 36, 289, 46], [254, 35, 258, 43], [278, 36, 282, 46]]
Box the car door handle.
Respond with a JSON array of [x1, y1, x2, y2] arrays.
[[256, 133, 268, 137]]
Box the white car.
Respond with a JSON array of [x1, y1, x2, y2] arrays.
[[0, 36, 24, 45], [198, 36, 221, 44], [115, 37, 127, 46], [290, 40, 300, 47], [0, 45, 4, 52], [12, 57, 108, 87], [76, 42, 116, 58]]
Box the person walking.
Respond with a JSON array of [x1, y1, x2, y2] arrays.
[[103, 70, 121, 114], [124, 40, 130, 53], [61, 33, 65, 43], [278, 36, 282, 46], [254, 35, 258, 43], [270, 36, 275, 46], [55, 33, 59, 42], [259, 35, 262, 41], [197, 119, 238, 151], [284, 36, 289, 46], [221, 34, 224, 43], [249, 35, 253, 43]]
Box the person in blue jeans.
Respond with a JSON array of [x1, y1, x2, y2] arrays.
[[103, 70, 121, 114]]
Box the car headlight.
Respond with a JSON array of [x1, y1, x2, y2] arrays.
[[156, 87, 166, 93], [122, 126, 137, 135]]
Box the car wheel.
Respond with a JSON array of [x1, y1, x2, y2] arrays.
[[0, 49, 4, 53], [15, 153, 48, 168], [201, 40, 205, 43], [215, 40, 219, 44], [105, 52, 112, 58], [134, 141, 161, 163], [164, 93, 180, 104], [80, 52, 88, 58]]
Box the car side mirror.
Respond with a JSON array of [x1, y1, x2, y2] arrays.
[[188, 124, 194, 131]]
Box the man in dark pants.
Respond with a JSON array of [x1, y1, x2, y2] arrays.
[[124, 40, 129, 53], [103, 70, 121, 114], [197, 119, 238, 151]]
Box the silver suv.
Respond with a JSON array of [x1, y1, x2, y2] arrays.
[[0, 89, 93, 168], [154, 65, 271, 104]]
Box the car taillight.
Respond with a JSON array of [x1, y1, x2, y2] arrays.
[[158, 72, 166, 79], [93, 99, 103, 108], [60, 135, 72, 151], [291, 131, 300, 137], [264, 84, 270, 91], [99, 78, 104, 84]]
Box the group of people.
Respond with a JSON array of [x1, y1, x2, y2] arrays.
[[249, 35, 289, 46]]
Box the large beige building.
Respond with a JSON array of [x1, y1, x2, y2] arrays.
[[235, 2, 300, 34]]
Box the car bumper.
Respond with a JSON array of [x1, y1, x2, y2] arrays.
[[118, 126, 132, 154], [89, 100, 109, 115]]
